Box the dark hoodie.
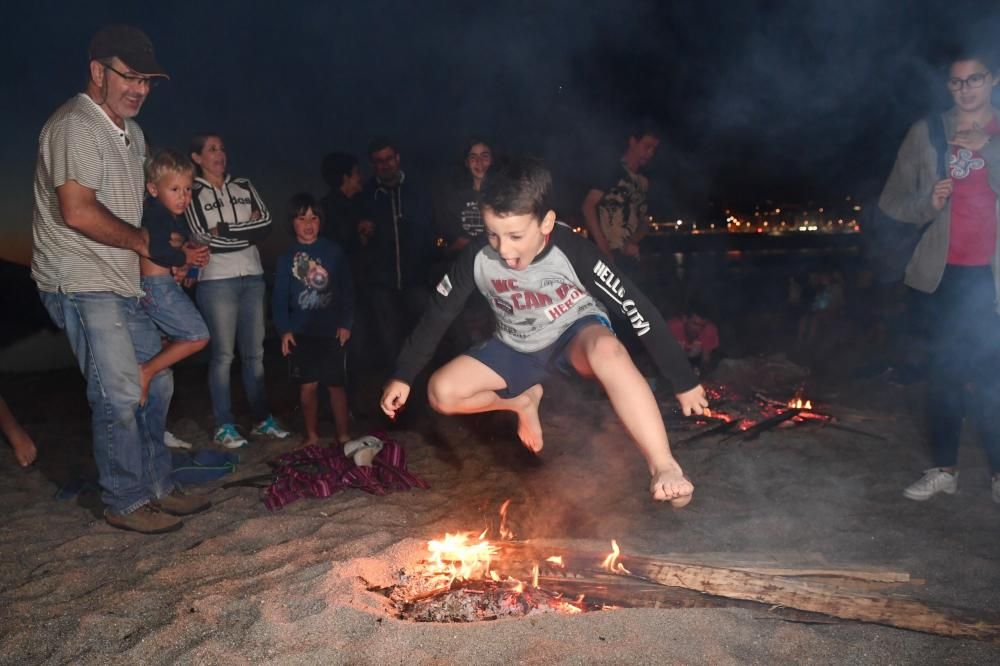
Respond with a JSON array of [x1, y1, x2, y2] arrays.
[[360, 171, 435, 290]]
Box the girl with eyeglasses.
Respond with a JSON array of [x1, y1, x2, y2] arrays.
[[880, 49, 1000, 504]]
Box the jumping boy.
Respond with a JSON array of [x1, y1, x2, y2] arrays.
[[273, 193, 355, 446], [381, 158, 707, 505], [138, 149, 211, 404]]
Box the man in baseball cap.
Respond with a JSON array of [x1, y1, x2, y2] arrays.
[[31, 25, 211, 534], [88, 24, 169, 78]]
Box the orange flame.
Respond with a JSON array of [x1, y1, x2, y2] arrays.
[[531, 564, 539, 588], [787, 397, 812, 410], [498, 499, 514, 540], [601, 540, 632, 575], [545, 556, 564, 567], [426, 532, 497, 584]]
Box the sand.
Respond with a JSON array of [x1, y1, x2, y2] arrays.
[[1, 361, 999, 665]]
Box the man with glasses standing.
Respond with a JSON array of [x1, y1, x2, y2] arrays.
[[32, 25, 210, 533], [879, 49, 1000, 504], [358, 138, 435, 373]]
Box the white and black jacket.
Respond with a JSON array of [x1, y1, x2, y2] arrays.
[[185, 175, 272, 254], [393, 222, 699, 393]]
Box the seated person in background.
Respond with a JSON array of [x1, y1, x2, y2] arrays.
[[667, 300, 720, 373]]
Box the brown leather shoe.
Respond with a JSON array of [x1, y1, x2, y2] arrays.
[[105, 504, 183, 534], [152, 489, 212, 516]]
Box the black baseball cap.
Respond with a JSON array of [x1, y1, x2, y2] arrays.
[[88, 24, 168, 78]]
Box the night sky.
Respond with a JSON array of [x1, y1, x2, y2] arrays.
[[2, 0, 998, 265]]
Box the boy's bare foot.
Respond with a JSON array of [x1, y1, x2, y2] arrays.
[[650, 469, 694, 507], [138, 364, 153, 407], [301, 437, 320, 448], [11, 432, 37, 467], [515, 384, 544, 453]]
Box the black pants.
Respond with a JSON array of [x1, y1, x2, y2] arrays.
[[925, 266, 1000, 473]]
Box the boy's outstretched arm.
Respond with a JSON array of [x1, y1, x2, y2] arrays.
[[389, 239, 483, 387]]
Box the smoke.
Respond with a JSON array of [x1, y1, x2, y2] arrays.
[[5, 0, 1000, 245]]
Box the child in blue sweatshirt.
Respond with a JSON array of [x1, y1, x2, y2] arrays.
[[273, 193, 355, 446]]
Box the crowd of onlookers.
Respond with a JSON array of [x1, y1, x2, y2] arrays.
[[6, 24, 1000, 533]]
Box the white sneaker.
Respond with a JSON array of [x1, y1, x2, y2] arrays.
[[992, 476, 1000, 505], [903, 468, 958, 501], [163, 431, 193, 450]]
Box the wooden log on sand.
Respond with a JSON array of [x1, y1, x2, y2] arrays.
[[496, 542, 1000, 643]]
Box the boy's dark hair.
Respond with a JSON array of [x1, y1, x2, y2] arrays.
[[463, 136, 493, 157], [479, 156, 553, 221], [367, 136, 398, 157], [321, 152, 358, 189], [144, 147, 193, 184], [946, 46, 998, 73], [628, 120, 661, 142], [287, 192, 324, 235]]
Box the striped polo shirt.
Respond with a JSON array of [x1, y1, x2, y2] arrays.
[[31, 93, 147, 297]]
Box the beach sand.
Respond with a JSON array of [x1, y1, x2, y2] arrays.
[[1, 362, 999, 665]]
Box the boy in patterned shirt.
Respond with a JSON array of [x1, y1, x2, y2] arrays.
[[273, 193, 355, 446]]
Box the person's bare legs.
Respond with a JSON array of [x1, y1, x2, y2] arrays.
[[328, 386, 351, 445], [300, 382, 320, 446], [565, 324, 693, 505], [427, 355, 545, 452], [0, 396, 37, 467], [139, 338, 209, 405]]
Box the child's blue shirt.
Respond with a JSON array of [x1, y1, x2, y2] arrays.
[[272, 237, 354, 337]]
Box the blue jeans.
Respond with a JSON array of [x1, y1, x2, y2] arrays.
[[40, 290, 174, 514], [196, 276, 269, 426], [140, 275, 209, 341]]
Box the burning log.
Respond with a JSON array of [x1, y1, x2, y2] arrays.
[[721, 408, 803, 442], [534, 574, 843, 624], [680, 417, 740, 443], [495, 542, 1000, 643]]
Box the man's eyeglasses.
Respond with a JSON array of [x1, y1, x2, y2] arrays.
[[104, 63, 160, 89], [947, 72, 990, 91]]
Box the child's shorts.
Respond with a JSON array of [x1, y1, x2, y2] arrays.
[[288, 335, 347, 387], [464, 314, 613, 398], [140, 275, 209, 341]]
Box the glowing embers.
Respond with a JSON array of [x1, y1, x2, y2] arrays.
[[381, 502, 626, 622]]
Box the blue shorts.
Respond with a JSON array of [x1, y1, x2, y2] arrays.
[[465, 314, 613, 398], [140, 275, 210, 341]]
